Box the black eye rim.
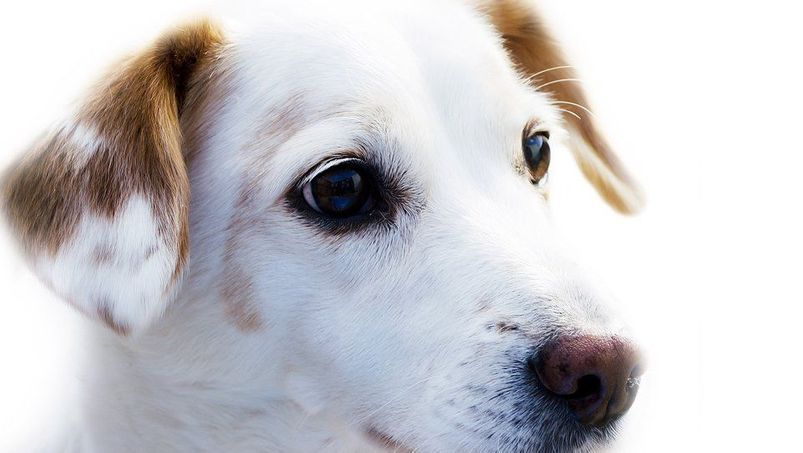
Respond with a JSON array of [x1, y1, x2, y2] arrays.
[[521, 127, 551, 185], [286, 155, 398, 234], [302, 158, 379, 218]]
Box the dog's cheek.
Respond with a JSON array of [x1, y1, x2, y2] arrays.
[[284, 371, 328, 416]]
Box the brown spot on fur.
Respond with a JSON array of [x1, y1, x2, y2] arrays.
[[495, 320, 520, 333], [474, 0, 643, 213], [97, 300, 130, 336], [190, 83, 311, 333], [221, 270, 264, 332], [366, 428, 411, 452], [2, 129, 86, 254], [219, 189, 266, 332], [236, 93, 327, 204], [248, 93, 308, 152], [208, 93, 318, 333], [92, 244, 115, 265], [144, 245, 158, 261]]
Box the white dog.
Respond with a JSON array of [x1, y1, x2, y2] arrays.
[[1, 0, 645, 451]]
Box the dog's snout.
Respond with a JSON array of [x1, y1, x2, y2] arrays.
[[529, 335, 644, 427]]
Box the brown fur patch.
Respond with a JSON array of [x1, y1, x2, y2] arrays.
[[219, 189, 266, 332], [495, 320, 520, 333], [2, 129, 88, 254], [97, 300, 130, 336], [2, 19, 225, 269], [221, 270, 264, 332], [1, 19, 227, 334], [92, 244, 115, 266], [182, 65, 315, 332], [249, 93, 309, 152], [474, 0, 643, 213], [210, 92, 323, 332]]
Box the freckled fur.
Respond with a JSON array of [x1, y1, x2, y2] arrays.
[[221, 189, 266, 331], [1, 19, 225, 334]]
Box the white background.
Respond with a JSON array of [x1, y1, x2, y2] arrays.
[[1, 0, 801, 451]]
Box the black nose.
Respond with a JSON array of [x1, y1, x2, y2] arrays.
[[529, 335, 644, 426]]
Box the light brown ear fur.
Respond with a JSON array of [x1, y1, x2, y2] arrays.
[[474, 0, 643, 214], [1, 19, 225, 334]]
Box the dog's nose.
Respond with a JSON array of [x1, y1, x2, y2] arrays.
[[529, 335, 644, 426]]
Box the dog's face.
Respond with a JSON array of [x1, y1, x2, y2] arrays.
[[2, 1, 643, 451]]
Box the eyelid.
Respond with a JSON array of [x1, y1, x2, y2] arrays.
[[523, 119, 550, 139], [299, 157, 365, 187]]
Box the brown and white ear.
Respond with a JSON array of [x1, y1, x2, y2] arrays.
[[473, 0, 644, 214], [1, 20, 224, 335]]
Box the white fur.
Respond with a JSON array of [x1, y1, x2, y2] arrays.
[[13, 1, 636, 451], [33, 194, 179, 333], [64, 120, 104, 168]]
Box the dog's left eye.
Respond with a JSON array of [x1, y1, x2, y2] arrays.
[[522, 131, 551, 184], [302, 162, 378, 218]]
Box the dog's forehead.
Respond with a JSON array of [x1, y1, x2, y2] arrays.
[[222, 0, 552, 164]]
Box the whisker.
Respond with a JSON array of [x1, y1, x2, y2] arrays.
[[555, 108, 582, 121], [530, 64, 574, 79], [550, 100, 596, 117], [535, 78, 582, 91]]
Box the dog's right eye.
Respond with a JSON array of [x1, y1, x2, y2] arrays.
[[302, 161, 378, 218]]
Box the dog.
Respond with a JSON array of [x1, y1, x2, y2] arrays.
[[1, 0, 645, 451]]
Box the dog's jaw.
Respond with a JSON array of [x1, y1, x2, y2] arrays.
[[70, 295, 387, 452]]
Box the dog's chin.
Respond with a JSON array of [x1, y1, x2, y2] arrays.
[[538, 419, 623, 453], [365, 415, 621, 453]]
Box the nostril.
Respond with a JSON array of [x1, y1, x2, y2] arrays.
[[568, 374, 602, 401], [526, 356, 539, 376]]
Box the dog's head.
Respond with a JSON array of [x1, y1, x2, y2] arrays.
[[2, 1, 644, 450]]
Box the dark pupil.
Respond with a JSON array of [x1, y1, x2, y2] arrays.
[[524, 135, 545, 168], [312, 166, 367, 215]]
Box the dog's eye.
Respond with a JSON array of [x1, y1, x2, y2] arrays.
[[522, 131, 551, 184], [302, 162, 377, 218]]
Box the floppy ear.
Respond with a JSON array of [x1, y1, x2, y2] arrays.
[[474, 0, 643, 214], [1, 20, 224, 335]]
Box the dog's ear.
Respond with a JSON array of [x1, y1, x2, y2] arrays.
[[1, 20, 224, 335], [474, 0, 643, 214]]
